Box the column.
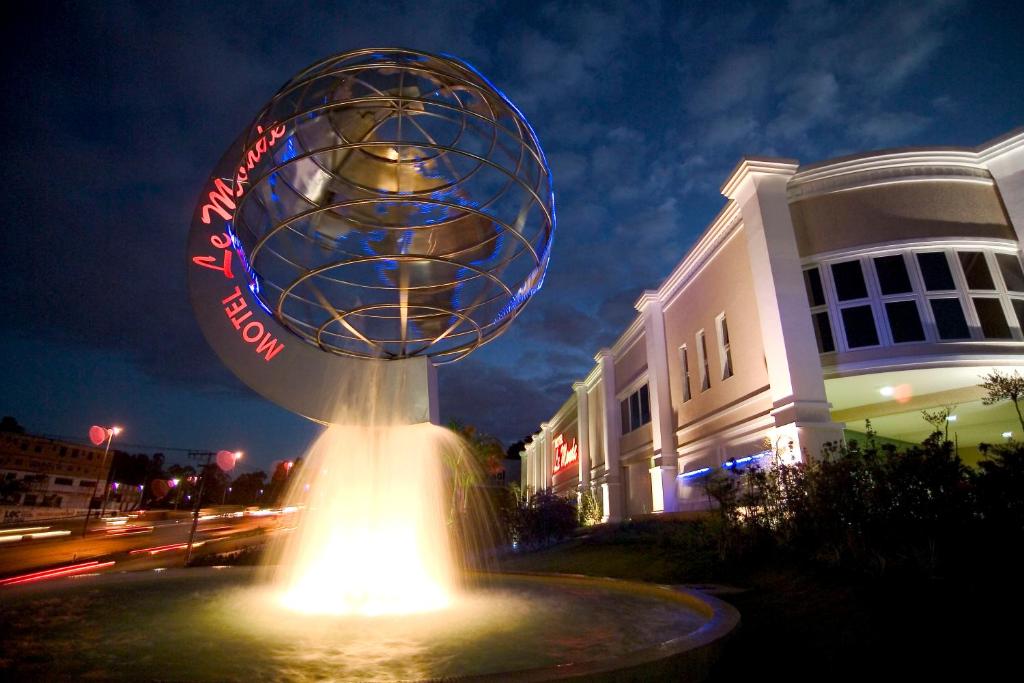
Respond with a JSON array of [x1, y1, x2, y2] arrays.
[[722, 158, 844, 461], [596, 349, 623, 522], [519, 444, 529, 491], [635, 291, 679, 513], [573, 381, 592, 502], [526, 438, 539, 493], [540, 423, 553, 491]]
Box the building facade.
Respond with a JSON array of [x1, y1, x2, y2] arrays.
[[0, 432, 112, 516], [522, 129, 1024, 521]]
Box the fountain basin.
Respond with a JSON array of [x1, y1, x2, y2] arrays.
[[0, 567, 738, 681]]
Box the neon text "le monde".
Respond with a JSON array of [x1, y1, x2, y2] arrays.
[[552, 434, 579, 474], [201, 123, 287, 225]]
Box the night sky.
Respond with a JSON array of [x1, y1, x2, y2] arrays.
[[1, 1, 1021, 471]]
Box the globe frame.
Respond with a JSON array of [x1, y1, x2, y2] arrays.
[[229, 48, 555, 364]]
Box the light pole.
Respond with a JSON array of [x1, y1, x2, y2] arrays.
[[185, 450, 242, 566], [81, 425, 121, 536]]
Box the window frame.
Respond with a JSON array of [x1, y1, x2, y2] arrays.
[[715, 313, 734, 380], [696, 330, 711, 392], [804, 243, 1024, 351], [678, 344, 692, 402]]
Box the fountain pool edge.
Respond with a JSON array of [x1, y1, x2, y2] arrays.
[[1, 567, 740, 682], [468, 571, 740, 682]]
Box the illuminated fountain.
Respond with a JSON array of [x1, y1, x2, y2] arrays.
[[0, 49, 738, 681], [198, 48, 556, 616]]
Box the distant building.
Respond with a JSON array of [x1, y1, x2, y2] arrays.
[[522, 128, 1024, 522], [0, 431, 111, 516]]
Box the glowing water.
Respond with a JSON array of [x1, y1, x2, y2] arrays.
[[266, 423, 465, 616]]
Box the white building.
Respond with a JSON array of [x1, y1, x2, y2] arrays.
[[522, 128, 1024, 521]]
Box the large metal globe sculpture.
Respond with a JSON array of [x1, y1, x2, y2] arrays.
[[229, 48, 554, 364]]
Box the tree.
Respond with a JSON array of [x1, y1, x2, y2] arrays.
[[229, 471, 268, 505], [980, 370, 1024, 435], [921, 404, 957, 441], [0, 416, 25, 434]]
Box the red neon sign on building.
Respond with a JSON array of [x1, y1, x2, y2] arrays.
[[552, 433, 579, 474]]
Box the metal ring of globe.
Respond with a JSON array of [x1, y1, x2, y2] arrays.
[[229, 47, 555, 364]]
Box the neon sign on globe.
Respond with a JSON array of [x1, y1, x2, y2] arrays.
[[552, 433, 579, 474]]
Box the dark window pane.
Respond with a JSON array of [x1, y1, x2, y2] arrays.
[[973, 297, 1011, 338], [639, 385, 651, 425], [831, 261, 868, 301], [804, 268, 825, 306], [841, 305, 879, 348], [930, 298, 970, 339], [885, 301, 926, 343], [680, 347, 691, 401], [812, 312, 835, 353], [997, 254, 1024, 292], [959, 252, 995, 290], [917, 252, 955, 291], [620, 399, 630, 434], [629, 392, 641, 431], [874, 255, 913, 294], [1012, 300, 1024, 330]]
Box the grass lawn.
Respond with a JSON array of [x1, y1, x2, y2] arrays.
[[498, 520, 1020, 681]]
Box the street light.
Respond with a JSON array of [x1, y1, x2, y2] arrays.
[[184, 448, 243, 566], [82, 425, 122, 536]]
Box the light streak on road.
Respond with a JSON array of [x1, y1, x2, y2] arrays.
[[0, 560, 116, 586]]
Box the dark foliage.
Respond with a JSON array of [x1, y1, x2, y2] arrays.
[[702, 428, 1024, 577], [503, 489, 579, 550]]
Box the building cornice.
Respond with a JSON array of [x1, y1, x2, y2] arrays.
[[976, 126, 1024, 164], [609, 314, 645, 359], [788, 128, 1024, 202], [788, 150, 993, 201], [634, 290, 661, 313], [720, 156, 800, 199], [658, 201, 742, 310]]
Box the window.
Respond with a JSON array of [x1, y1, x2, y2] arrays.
[[841, 305, 879, 348], [679, 345, 692, 402], [959, 252, 995, 290], [804, 267, 835, 353], [812, 312, 835, 352], [697, 331, 711, 391], [930, 298, 970, 339], [973, 298, 1011, 338], [996, 254, 1024, 292], [831, 260, 868, 301], [917, 252, 956, 291], [884, 301, 926, 343], [1012, 300, 1024, 331], [716, 314, 734, 379], [619, 384, 652, 434], [54, 477, 73, 486], [874, 255, 913, 294], [804, 268, 826, 306], [629, 392, 641, 431], [79, 480, 96, 487], [59, 446, 67, 456]]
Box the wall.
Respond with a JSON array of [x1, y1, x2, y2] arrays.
[[662, 227, 773, 454], [790, 181, 1013, 257]]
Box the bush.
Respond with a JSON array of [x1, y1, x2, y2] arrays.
[[702, 429, 1023, 577], [504, 489, 578, 550]]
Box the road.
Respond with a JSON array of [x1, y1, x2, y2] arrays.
[[0, 509, 289, 582]]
